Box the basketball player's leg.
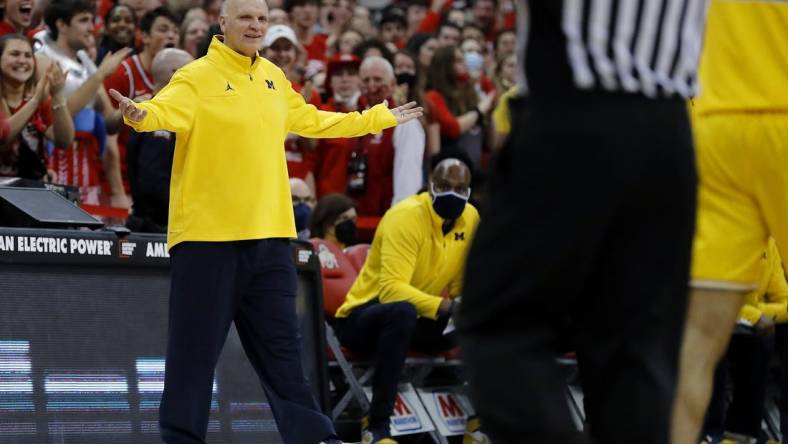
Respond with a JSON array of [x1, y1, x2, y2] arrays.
[[671, 288, 745, 444], [671, 113, 766, 444]]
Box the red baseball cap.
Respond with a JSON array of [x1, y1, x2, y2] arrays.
[[325, 54, 361, 87]]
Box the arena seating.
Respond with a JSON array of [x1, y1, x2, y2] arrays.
[[309, 238, 370, 420], [344, 243, 370, 273]]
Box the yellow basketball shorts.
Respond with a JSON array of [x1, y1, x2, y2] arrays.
[[691, 111, 788, 290]]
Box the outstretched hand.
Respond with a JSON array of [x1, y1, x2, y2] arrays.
[[387, 101, 424, 125], [109, 88, 147, 122]]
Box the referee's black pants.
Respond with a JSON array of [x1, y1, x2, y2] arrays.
[[159, 239, 335, 444], [457, 92, 697, 444]]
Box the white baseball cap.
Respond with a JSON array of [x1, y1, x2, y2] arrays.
[[263, 25, 299, 48]]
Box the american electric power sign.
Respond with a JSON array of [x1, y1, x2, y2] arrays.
[[0, 234, 168, 259]]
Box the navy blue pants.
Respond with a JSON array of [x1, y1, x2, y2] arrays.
[[335, 301, 453, 431], [159, 239, 335, 444], [704, 330, 773, 440]]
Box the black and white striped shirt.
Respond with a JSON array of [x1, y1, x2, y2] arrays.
[[517, 0, 710, 99]]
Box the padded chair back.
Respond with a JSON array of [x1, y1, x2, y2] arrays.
[[344, 243, 371, 273], [310, 238, 358, 319]]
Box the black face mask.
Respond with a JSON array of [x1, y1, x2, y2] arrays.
[[396, 72, 417, 89], [334, 219, 357, 245], [293, 203, 312, 232], [432, 190, 469, 221]]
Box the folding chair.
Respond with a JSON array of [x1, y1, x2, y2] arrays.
[[310, 240, 464, 443], [309, 239, 371, 420]]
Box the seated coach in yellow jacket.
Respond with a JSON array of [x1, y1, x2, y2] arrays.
[[334, 158, 480, 444], [739, 238, 788, 329], [109, 0, 422, 442]]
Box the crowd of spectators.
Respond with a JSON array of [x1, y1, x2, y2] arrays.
[[0, 0, 518, 225], [0, 0, 513, 441], [4, 1, 788, 443]]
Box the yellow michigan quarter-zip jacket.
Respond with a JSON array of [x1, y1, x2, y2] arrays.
[[125, 36, 398, 249], [336, 193, 480, 320]]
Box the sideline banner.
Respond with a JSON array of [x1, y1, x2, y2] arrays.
[[417, 387, 475, 436], [0, 227, 171, 266], [363, 384, 435, 436]]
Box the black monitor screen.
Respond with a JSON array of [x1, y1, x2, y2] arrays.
[[0, 188, 101, 228], [0, 233, 326, 444]]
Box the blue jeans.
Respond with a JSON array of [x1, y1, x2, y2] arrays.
[[335, 301, 452, 430]]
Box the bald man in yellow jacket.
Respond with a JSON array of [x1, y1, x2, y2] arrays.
[[110, 0, 422, 442]]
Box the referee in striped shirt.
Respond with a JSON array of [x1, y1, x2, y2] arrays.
[[457, 1, 708, 443]]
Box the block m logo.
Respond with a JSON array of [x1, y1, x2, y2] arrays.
[[265, 79, 276, 90], [437, 393, 464, 418], [393, 395, 411, 416]]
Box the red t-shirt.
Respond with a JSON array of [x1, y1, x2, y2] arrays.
[[49, 130, 106, 205], [95, 0, 114, 33], [346, 127, 395, 217], [0, 108, 9, 142], [285, 82, 322, 179], [416, 0, 454, 34], [105, 54, 156, 106], [0, 97, 53, 178], [298, 81, 322, 107], [345, 95, 396, 217], [313, 97, 353, 197], [424, 90, 461, 140], [0, 21, 16, 37], [480, 74, 496, 95], [503, 11, 516, 30], [0, 20, 42, 39], [303, 33, 328, 62], [25, 25, 44, 40], [105, 54, 155, 193]]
